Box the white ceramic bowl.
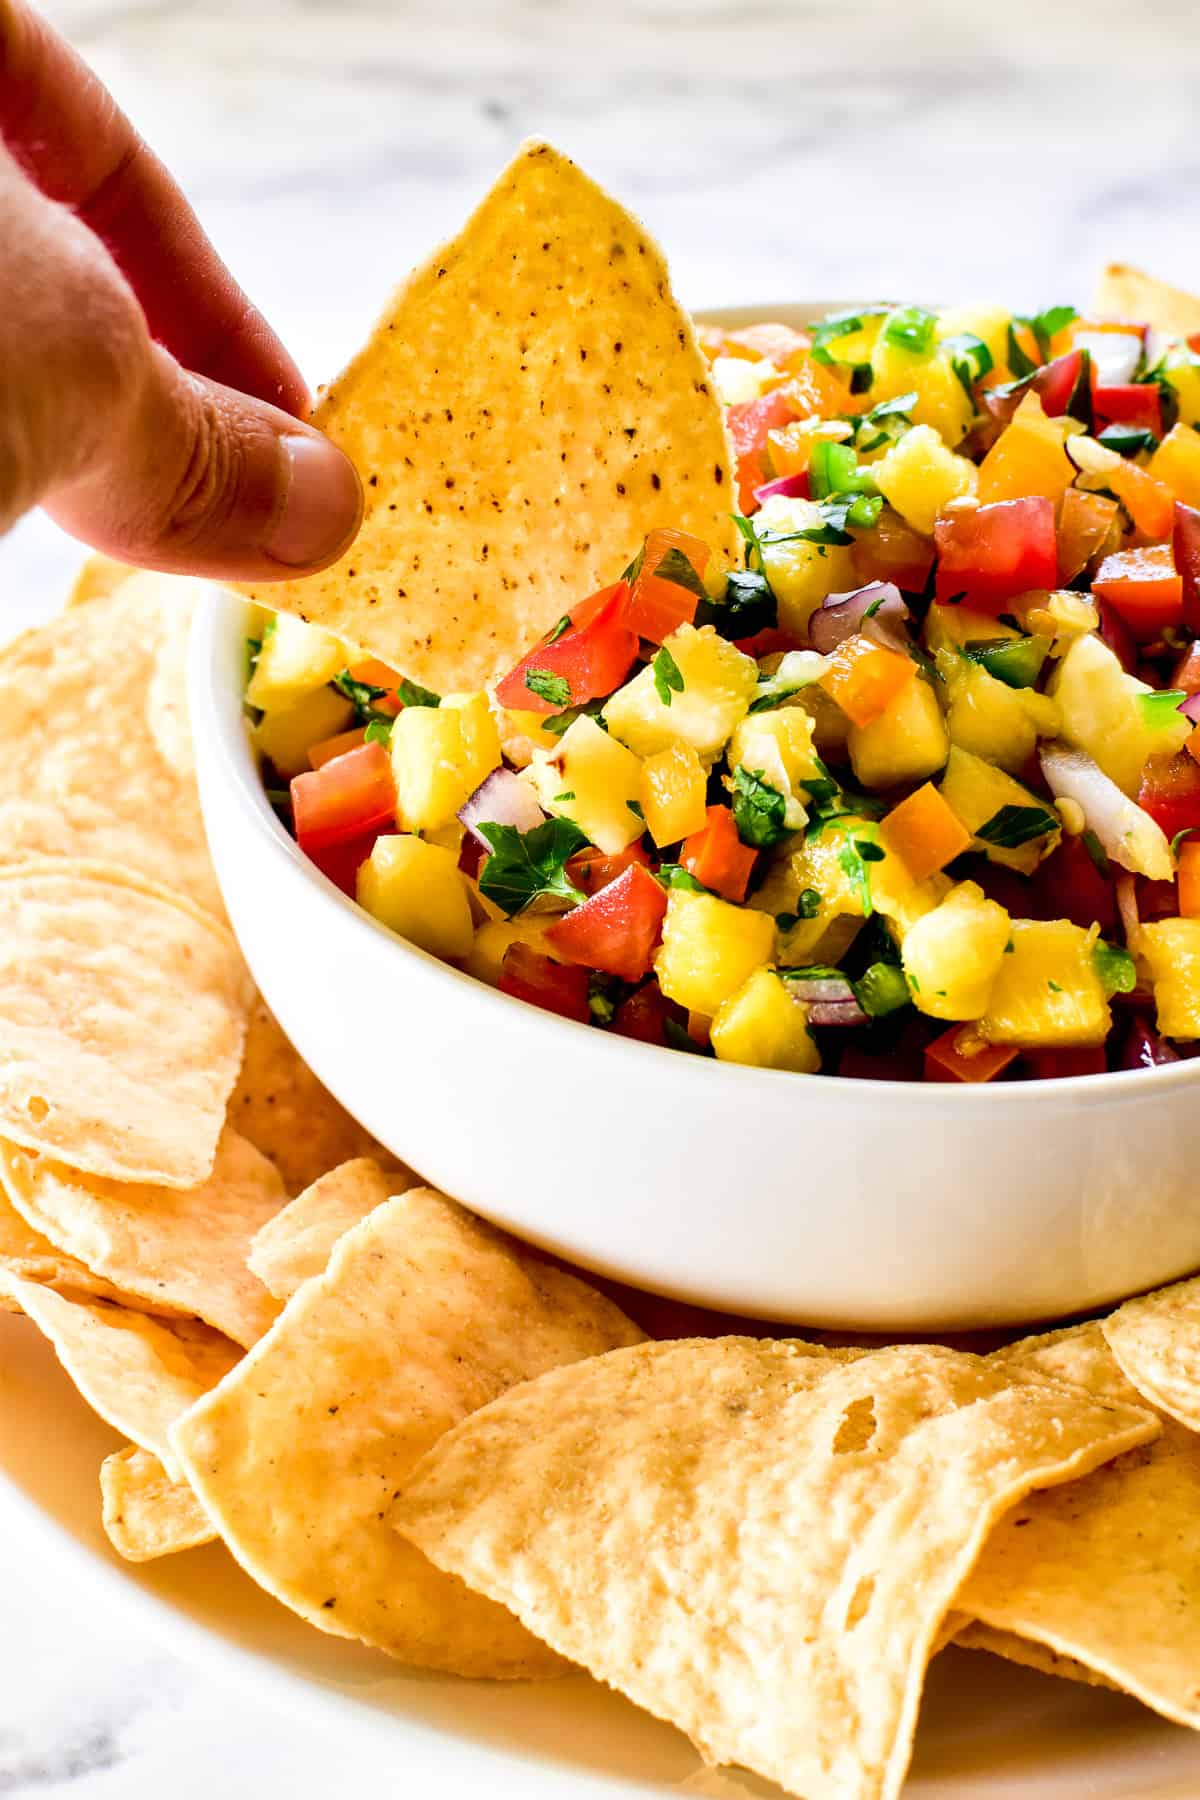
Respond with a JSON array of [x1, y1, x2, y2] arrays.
[[189, 305, 1200, 1333]]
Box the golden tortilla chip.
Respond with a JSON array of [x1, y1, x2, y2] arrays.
[[0, 579, 222, 915], [1092, 263, 1200, 338], [100, 1445, 215, 1562], [1102, 1272, 1200, 1430], [171, 1188, 645, 1676], [241, 139, 739, 692], [959, 1322, 1200, 1729], [0, 1274, 239, 1479], [0, 1129, 284, 1349], [0, 860, 252, 1188], [954, 1621, 1118, 1692], [227, 997, 386, 1195], [394, 1338, 1153, 1800], [0, 1183, 132, 1311], [247, 1156, 411, 1302]]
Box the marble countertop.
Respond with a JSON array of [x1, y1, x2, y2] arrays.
[[3, 0, 1200, 1790]]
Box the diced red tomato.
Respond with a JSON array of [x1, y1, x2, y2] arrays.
[[924, 1026, 1020, 1084], [1092, 383, 1163, 438], [680, 806, 758, 903], [611, 979, 686, 1047], [565, 841, 651, 897], [626, 528, 710, 643], [309, 726, 368, 770], [1093, 543, 1183, 641], [1021, 1047, 1108, 1079], [307, 827, 387, 898], [850, 507, 936, 595], [727, 389, 796, 513], [731, 627, 805, 658], [1176, 502, 1200, 633], [494, 582, 638, 715], [1096, 600, 1139, 674], [1178, 840, 1200, 918], [291, 741, 397, 854], [1137, 751, 1200, 840], [933, 497, 1057, 613], [1032, 349, 1086, 418], [1056, 488, 1119, 584], [545, 864, 668, 982], [1029, 835, 1117, 933], [498, 944, 590, 1023]]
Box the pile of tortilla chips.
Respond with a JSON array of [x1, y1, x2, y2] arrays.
[[8, 149, 1200, 1799]]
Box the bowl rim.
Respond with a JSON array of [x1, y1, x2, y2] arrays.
[[191, 295, 1200, 1111]]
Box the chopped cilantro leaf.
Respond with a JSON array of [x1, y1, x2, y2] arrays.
[[942, 331, 994, 400], [396, 677, 440, 709], [541, 699, 608, 739], [837, 835, 879, 916], [1006, 321, 1038, 380], [653, 645, 685, 707], [664, 1015, 712, 1055], [545, 614, 573, 645], [809, 306, 888, 368], [1023, 305, 1077, 359], [976, 804, 1059, 848], [333, 669, 391, 722], [363, 718, 393, 747], [731, 767, 789, 849], [1094, 940, 1137, 998], [798, 886, 822, 918], [732, 511, 766, 573], [697, 567, 777, 641], [554, 790, 576, 802], [882, 305, 937, 356], [654, 547, 708, 598], [476, 818, 588, 916], [1098, 422, 1159, 456], [1172, 826, 1200, 857], [621, 542, 646, 583], [627, 799, 645, 820], [1082, 829, 1111, 877], [526, 668, 571, 708], [245, 635, 263, 676], [657, 863, 712, 895]]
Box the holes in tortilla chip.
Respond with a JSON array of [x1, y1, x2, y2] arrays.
[[845, 1574, 876, 1631], [26, 1097, 49, 1123]]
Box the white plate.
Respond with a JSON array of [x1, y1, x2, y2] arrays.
[[3, 1310, 1199, 1798]]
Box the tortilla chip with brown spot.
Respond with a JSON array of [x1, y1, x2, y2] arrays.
[[0, 1129, 284, 1349], [247, 1156, 412, 1302], [0, 1274, 239, 1479], [171, 1188, 645, 1677], [241, 139, 739, 692], [101, 1445, 215, 1562], [394, 1338, 1153, 1800], [954, 1620, 1119, 1693], [1092, 263, 1200, 338]]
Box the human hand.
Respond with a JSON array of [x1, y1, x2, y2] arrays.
[[0, 0, 362, 579]]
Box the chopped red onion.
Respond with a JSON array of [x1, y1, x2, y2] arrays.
[[1179, 692, 1200, 724], [754, 472, 811, 505], [808, 583, 909, 656], [808, 997, 870, 1028], [1039, 744, 1174, 882], [1115, 871, 1140, 944], [1118, 1016, 1180, 1071], [1074, 329, 1143, 386], [786, 973, 869, 1026], [458, 766, 544, 846]]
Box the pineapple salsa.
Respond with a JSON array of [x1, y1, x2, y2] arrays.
[[247, 299, 1200, 1083]]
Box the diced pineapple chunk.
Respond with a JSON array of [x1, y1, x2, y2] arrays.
[[254, 686, 354, 778], [464, 916, 552, 986], [711, 970, 820, 1073], [938, 654, 1060, 773], [711, 355, 777, 405], [356, 835, 475, 961], [753, 494, 856, 637], [937, 304, 1012, 371], [655, 889, 775, 1016], [901, 881, 1011, 1021], [979, 919, 1110, 1047], [1163, 347, 1200, 429], [1018, 591, 1100, 649], [603, 624, 757, 764], [727, 708, 819, 827], [639, 743, 708, 848], [871, 860, 952, 941], [1136, 919, 1200, 1039], [847, 677, 949, 790], [246, 612, 347, 713], [873, 425, 977, 536], [753, 816, 944, 956], [776, 912, 864, 968], [1050, 631, 1191, 794], [1148, 423, 1200, 507], [391, 693, 501, 832], [939, 746, 1061, 875], [528, 714, 643, 855], [870, 326, 974, 446], [924, 606, 1020, 655]]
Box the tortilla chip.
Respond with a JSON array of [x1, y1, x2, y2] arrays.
[[394, 1339, 1153, 1800], [247, 1156, 411, 1302], [1103, 1272, 1200, 1430], [0, 1183, 133, 1311], [954, 1621, 1118, 1693], [0, 860, 252, 1188], [170, 1189, 645, 1676], [227, 997, 387, 1195], [241, 139, 739, 692], [958, 1321, 1200, 1729], [100, 1445, 215, 1562], [0, 1274, 239, 1479], [0, 1129, 284, 1349], [66, 553, 135, 610], [1092, 263, 1200, 338], [0, 578, 222, 916]]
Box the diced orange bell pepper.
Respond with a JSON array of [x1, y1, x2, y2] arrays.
[[976, 394, 1074, 510], [1187, 723, 1200, 768], [625, 528, 710, 642], [715, 322, 812, 365], [1092, 543, 1184, 640], [782, 353, 854, 420], [818, 635, 916, 729], [850, 506, 936, 594], [1056, 487, 1120, 583], [346, 658, 404, 715], [924, 1025, 1020, 1084], [680, 805, 758, 904], [1150, 424, 1200, 510], [728, 390, 798, 512], [1109, 461, 1177, 540], [1178, 840, 1200, 918], [880, 784, 972, 883], [309, 725, 368, 769]]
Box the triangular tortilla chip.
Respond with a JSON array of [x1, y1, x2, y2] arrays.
[[0, 1183, 132, 1311], [1102, 1270, 1200, 1430], [241, 139, 739, 691], [1092, 263, 1200, 338], [394, 1338, 1153, 1800], [247, 1156, 411, 1301], [171, 1188, 644, 1676], [954, 1620, 1119, 1692], [101, 1445, 215, 1562]]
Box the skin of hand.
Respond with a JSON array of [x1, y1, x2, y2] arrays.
[[0, 0, 363, 580]]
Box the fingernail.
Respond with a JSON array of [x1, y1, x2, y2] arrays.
[[265, 434, 363, 568]]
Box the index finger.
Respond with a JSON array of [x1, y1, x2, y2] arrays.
[[0, 0, 308, 415]]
